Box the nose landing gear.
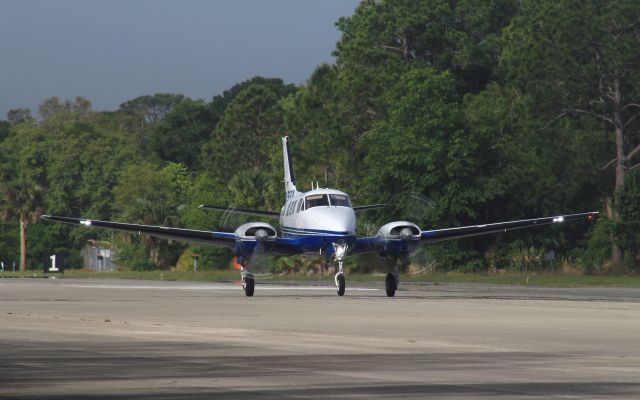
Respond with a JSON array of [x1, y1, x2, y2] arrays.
[[333, 242, 348, 296], [335, 272, 345, 296]]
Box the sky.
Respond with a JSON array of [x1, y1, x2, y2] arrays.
[[0, 0, 359, 119]]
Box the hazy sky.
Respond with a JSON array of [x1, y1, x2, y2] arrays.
[[0, 0, 359, 118]]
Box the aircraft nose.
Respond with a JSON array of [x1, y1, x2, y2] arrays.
[[325, 208, 356, 235]]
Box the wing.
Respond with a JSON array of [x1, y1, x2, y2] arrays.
[[41, 214, 309, 256], [352, 212, 598, 255], [40, 215, 237, 247], [352, 204, 387, 212], [198, 204, 280, 218], [421, 212, 598, 243]]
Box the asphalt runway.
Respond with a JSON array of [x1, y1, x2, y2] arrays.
[[1, 278, 639, 399]]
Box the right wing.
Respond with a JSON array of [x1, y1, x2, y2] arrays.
[[40, 215, 238, 247], [41, 215, 309, 256], [198, 204, 280, 218]]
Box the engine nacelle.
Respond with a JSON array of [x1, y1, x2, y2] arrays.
[[234, 222, 277, 241], [376, 221, 421, 259], [376, 221, 421, 240]]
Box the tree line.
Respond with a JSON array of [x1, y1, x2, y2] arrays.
[[1, 0, 638, 274]]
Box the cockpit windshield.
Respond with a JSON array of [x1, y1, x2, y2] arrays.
[[329, 194, 351, 207], [305, 194, 329, 209]]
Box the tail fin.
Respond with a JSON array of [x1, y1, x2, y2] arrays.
[[282, 136, 297, 200]]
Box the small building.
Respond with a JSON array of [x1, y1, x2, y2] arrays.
[[82, 241, 117, 272]]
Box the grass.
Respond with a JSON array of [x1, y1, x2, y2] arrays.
[[3, 269, 640, 288]]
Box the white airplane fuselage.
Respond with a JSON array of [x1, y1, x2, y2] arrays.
[[279, 188, 357, 255]]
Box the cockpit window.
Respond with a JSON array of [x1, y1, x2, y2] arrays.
[[305, 194, 329, 209], [329, 194, 351, 207]]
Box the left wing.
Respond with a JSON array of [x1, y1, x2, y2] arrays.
[[421, 212, 597, 243], [353, 212, 598, 254], [40, 215, 238, 247]]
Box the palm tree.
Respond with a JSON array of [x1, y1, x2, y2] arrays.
[[0, 179, 46, 271], [0, 123, 48, 272]]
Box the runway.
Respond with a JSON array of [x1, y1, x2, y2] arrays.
[[1, 278, 639, 399]]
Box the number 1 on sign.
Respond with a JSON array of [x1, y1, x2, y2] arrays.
[[49, 255, 59, 272]]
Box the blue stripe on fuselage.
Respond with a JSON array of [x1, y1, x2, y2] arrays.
[[281, 225, 351, 236], [278, 226, 355, 255]]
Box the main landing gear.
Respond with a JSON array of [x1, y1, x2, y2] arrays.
[[383, 255, 405, 297], [385, 272, 399, 297], [240, 263, 254, 297]]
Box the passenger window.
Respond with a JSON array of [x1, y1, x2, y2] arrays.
[[305, 194, 329, 209], [329, 194, 351, 207]]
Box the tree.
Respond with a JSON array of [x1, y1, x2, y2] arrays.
[[39, 96, 92, 121], [0, 120, 10, 142], [118, 93, 185, 126], [147, 99, 217, 169], [202, 82, 294, 183], [500, 0, 640, 266], [117, 93, 185, 148], [616, 170, 640, 270], [282, 64, 355, 190], [6, 109, 34, 125], [113, 162, 191, 268], [361, 69, 466, 219], [0, 124, 47, 271], [333, 0, 517, 135]]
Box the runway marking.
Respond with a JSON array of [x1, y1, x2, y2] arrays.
[[66, 283, 379, 291]]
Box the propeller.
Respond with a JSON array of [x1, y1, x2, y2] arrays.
[[247, 229, 269, 274], [402, 192, 438, 274]]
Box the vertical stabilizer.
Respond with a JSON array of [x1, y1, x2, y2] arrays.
[[282, 136, 297, 200]]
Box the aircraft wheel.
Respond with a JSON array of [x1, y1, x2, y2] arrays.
[[336, 273, 345, 296], [385, 273, 397, 297], [243, 277, 255, 297]]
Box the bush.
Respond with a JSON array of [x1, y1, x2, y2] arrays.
[[116, 244, 156, 271], [579, 218, 615, 274], [616, 170, 640, 271]]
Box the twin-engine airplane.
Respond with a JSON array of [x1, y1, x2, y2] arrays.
[[42, 137, 597, 297]]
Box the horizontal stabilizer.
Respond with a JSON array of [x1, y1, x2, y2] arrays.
[[353, 204, 387, 212], [198, 204, 280, 218]]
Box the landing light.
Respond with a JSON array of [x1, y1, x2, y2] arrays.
[[81, 220, 92, 226], [552, 217, 564, 223]]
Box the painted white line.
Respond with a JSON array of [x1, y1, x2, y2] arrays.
[[67, 284, 379, 291]]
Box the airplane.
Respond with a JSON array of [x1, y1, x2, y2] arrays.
[[42, 136, 598, 297]]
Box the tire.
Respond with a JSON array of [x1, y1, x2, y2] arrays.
[[336, 274, 345, 296], [244, 277, 255, 297], [385, 273, 397, 297]]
